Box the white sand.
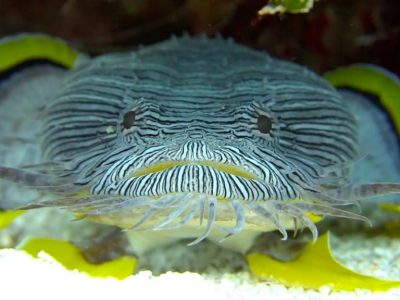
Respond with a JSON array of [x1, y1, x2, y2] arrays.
[[1, 209, 400, 300], [0, 247, 400, 300]]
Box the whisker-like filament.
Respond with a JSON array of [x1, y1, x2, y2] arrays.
[[218, 199, 245, 242], [198, 194, 207, 226], [187, 197, 217, 246], [172, 197, 200, 228], [0, 166, 68, 188], [248, 202, 288, 240], [270, 201, 318, 241], [293, 202, 371, 225], [153, 193, 194, 230], [130, 194, 180, 229], [328, 183, 400, 200]]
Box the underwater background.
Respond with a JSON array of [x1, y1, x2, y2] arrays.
[[0, 0, 399, 74], [0, 1, 400, 299]]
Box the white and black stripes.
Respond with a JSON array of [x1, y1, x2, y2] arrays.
[[41, 37, 359, 199], [26, 36, 367, 241]]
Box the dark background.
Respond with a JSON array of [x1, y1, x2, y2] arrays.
[[0, 0, 399, 75]]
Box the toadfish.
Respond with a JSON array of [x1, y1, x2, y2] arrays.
[[0, 34, 399, 258]]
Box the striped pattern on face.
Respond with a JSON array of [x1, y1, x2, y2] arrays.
[[37, 37, 360, 240]]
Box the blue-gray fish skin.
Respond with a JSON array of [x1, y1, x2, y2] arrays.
[[2, 36, 398, 253]]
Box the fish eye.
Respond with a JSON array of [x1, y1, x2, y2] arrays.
[[122, 111, 136, 129], [257, 114, 272, 134]]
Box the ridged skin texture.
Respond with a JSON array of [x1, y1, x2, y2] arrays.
[[44, 37, 357, 198], [3, 37, 372, 248]]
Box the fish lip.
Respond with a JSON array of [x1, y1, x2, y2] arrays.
[[116, 160, 273, 202], [127, 160, 262, 181]]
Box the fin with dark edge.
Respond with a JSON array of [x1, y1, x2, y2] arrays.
[[0, 34, 78, 74], [325, 64, 400, 223], [0, 34, 78, 211]]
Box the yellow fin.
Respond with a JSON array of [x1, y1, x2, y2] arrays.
[[0, 210, 25, 230], [247, 232, 400, 291], [0, 34, 78, 71], [18, 237, 136, 279], [325, 64, 400, 135], [305, 211, 323, 223], [379, 202, 400, 213]]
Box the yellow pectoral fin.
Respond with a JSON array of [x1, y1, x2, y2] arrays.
[[379, 202, 400, 213], [18, 237, 136, 279], [0, 210, 25, 230], [247, 232, 400, 291], [0, 34, 78, 72], [305, 211, 323, 223], [325, 64, 400, 136]]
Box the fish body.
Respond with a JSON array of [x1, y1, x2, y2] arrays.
[[0, 35, 399, 255]]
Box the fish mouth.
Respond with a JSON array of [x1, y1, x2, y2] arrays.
[[118, 159, 275, 202], [84, 159, 366, 245], [128, 160, 261, 181], [20, 159, 367, 247]]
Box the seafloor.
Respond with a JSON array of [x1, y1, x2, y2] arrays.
[[0, 209, 399, 299]]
